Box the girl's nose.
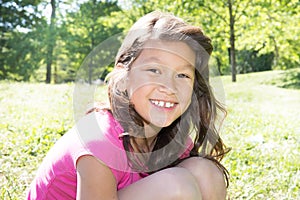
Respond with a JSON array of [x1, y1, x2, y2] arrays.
[[157, 78, 177, 95]]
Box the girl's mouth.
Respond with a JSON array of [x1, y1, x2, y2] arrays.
[[149, 99, 177, 108]]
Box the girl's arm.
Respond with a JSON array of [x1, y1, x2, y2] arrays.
[[76, 155, 202, 200], [76, 155, 118, 200]]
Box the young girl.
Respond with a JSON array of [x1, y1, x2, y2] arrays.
[[27, 11, 229, 200]]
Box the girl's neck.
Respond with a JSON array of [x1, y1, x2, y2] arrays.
[[144, 122, 161, 145], [134, 122, 161, 152]]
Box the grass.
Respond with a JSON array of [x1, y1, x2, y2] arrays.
[[0, 83, 74, 199], [221, 70, 300, 199], [0, 70, 299, 199]]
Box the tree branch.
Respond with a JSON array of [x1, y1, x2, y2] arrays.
[[202, 4, 229, 26], [236, 0, 253, 21]]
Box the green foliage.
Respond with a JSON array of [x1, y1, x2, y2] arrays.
[[3, 27, 47, 81], [60, 0, 123, 83], [236, 49, 274, 73], [1, 70, 299, 199], [237, 0, 300, 70], [0, 0, 45, 81], [1, 0, 300, 81]]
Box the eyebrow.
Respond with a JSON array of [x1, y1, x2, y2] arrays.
[[142, 56, 194, 70], [142, 56, 161, 63]]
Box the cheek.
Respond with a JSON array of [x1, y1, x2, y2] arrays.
[[129, 85, 152, 104], [176, 83, 194, 111], [126, 75, 151, 98], [177, 81, 194, 97]]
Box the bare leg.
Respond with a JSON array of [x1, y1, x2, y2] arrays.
[[178, 157, 227, 200], [118, 167, 202, 200]]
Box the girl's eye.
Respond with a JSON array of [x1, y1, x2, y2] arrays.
[[147, 68, 160, 74], [176, 73, 191, 79]]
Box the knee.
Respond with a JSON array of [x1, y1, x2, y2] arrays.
[[158, 167, 202, 200], [179, 157, 227, 200]]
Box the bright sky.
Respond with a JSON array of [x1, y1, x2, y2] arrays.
[[40, 1, 81, 23], [14, 0, 129, 32], [41, 0, 129, 22]]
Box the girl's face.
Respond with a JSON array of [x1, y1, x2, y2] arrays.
[[126, 40, 195, 129]]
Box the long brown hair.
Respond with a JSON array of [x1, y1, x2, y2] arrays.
[[106, 11, 230, 186]]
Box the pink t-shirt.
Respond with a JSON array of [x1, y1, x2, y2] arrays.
[[27, 110, 193, 199]]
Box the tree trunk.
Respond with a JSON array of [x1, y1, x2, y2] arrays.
[[270, 36, 279, 67], [0, 31, 6, 78], [89, 25, 95, 85], [88, 0, 97, 85], [228, 0, 237, 82], [46, 0, 56, 84], [216, 56, 222, 75]]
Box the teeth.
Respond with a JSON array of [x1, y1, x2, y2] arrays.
[[151, 100, 175, 108], [158, 101, 164, 107], [166, 102, 174, 108]]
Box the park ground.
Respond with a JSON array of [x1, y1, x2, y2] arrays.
[[0, 69, 299, 199]]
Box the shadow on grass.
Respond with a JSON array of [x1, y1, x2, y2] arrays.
[[265, 68, 300, 90], [279, 69, 300, 89]]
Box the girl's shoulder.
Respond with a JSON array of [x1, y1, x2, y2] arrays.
[[76, 109, 123, 141], [74, 109, 129, 171]]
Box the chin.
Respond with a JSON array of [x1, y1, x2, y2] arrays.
[[150, 120, 174, 128]]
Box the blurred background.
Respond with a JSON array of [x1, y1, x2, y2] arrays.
[[1, 0, 299, 83]]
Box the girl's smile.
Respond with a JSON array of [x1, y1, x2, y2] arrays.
[[149, 99, 177, 109], [126, 40, 196, 132]]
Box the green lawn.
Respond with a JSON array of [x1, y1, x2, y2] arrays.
[[222, 70, 300, 199], [0, 70, 299, 199]]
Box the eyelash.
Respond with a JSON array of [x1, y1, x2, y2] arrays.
[[147, 68, 160, 74], [146, 67, 191, 79], [176, 74, 191, 79]]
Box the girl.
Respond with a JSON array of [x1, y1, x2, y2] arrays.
[[27, 11, 229, 200]]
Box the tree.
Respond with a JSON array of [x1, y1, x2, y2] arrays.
[[1, 0, 298, 82], [45, 0, 57, 83], [194, 0, 253, 82], [0, 0, 43, 80], [62, 0, 122, 83], [245, 0, 300, 70], [227, 0, 237, 82]]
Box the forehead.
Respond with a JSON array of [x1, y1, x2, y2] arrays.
[[136, 40, 196, 67]]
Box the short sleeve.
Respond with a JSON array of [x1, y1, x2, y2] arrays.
[[73, 111, 130, 179]]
